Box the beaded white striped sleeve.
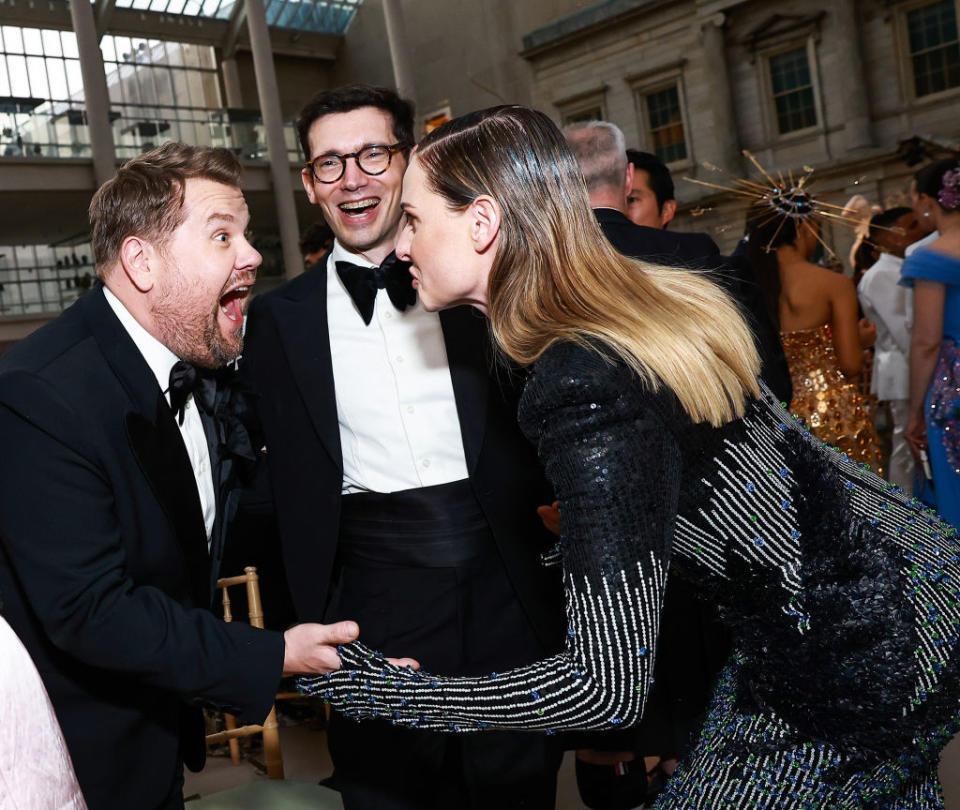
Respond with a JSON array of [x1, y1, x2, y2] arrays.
[[299, 363, 680, 732]]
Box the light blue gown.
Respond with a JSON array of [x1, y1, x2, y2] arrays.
[[901, 247, 960, 526]]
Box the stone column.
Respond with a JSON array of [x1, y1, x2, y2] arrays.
[[834, 0, 873, 151], [382, 0, 416, 103], [69, 0, 116, 186], [700, 13, 741, 175], [221, 57, 243, 107], [244, 0, 303, 279]]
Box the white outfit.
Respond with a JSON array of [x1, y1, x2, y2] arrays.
[[858, 253, 913, 491], [103, 287, 216, 543], [904, 231, 940, 334], [325, 240, 469, 494], [0, 615, 86, 810]]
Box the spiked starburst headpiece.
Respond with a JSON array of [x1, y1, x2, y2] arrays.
[[684, 151, 897, 258]]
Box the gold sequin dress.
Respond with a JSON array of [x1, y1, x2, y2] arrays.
[[781, 323, 883, 475]]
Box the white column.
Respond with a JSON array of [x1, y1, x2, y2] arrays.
[[221, 57, 243, 108], [69, 0, 116, 185], [700, 13, 740, 175], [382, 0, 416, 103], [244, 0, 303, 279], [834, 0, 873, 151]]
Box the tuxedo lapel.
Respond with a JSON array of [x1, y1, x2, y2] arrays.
[[126, 410, 212, 607], [273, 261, 342, 470], [440, 305, 489, 474], [82, 286, 211, 607]]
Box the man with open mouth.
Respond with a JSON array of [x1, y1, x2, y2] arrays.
[[241, 85, 566, 809], [0, 142, 358, 810]]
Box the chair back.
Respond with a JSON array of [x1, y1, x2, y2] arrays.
[[205, 566, 284, 779]]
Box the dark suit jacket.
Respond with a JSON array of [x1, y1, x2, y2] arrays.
[[0, 286, 284, 810], [593, 208, 792, 404], [241, 258, 564, 652]]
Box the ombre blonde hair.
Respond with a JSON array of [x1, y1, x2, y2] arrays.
[[416, 106, 761, 426]]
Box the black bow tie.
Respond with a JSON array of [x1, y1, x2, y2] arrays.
[[167, 361, 217, 425], [335, 252, 416, 326]]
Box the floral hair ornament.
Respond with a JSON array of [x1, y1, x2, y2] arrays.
[[938, 168, 960, 210], [684, 151, 900, 256]]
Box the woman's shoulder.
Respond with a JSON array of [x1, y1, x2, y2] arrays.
[[528, 339, 634, 397], [900, 247, 960, 286], [519, 338, 683, 438]]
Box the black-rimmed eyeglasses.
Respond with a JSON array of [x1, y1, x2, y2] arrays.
[[305, 143, 406, 184]]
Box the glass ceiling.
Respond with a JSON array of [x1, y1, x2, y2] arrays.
[[90, 0, 363, 35]]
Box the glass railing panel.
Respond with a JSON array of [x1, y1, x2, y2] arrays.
[[0, 101, 303, 162], [0, 243, 94, 317]]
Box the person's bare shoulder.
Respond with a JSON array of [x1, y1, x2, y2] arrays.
[[929, 232, 960, 257]]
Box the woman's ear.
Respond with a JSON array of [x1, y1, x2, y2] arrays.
[[470, 195, 501, 254], [119, 235, 155, 293]]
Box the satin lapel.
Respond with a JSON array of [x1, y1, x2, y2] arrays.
[[82, 285, 211, 607], [440, 305, 489, 474], [274, 262, 342, 471]]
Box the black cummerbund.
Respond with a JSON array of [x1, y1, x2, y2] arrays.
[[338, 478, 492, 568]]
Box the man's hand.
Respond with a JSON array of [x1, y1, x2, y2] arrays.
[[282, 621, 358, 675], [537, 501, 561, 536], [282, 622, 420, 675], [858, 317, 877, 348]]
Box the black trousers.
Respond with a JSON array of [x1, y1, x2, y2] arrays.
[[325, 486, 561, 810]]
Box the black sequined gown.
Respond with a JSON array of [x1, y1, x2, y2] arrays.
[[301, 341, 960, 808]]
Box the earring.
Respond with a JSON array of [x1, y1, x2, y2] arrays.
[[923, 212, 930, 218]]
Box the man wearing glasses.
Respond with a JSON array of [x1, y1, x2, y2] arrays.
[[241, 85, 563, 809]]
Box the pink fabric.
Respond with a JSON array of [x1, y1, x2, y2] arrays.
[[0, 616, 86, 810]]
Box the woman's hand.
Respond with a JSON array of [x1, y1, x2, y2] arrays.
[[904, 410, 928, 463]]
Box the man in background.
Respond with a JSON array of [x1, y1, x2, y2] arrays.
[[858, 206, 927, 491], [626, 149, 677, 230], [299, 221, 334, 271]]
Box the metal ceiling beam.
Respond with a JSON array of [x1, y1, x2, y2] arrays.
[[95, 0, 118, 39], [222, 0, 248, 59], [0, 0, 339, 59]]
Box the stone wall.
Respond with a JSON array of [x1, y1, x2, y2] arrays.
[[228, 0, 959, 256]]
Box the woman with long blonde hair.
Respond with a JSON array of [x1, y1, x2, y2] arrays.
[[301, 106, 960, 808]]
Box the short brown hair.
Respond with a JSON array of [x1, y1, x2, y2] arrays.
[[89, 142, 242, 276], [296, 84, 414, 160]]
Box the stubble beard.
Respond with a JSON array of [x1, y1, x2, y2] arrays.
[[152, 262, 243, 369]]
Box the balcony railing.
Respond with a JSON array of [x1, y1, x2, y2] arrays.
[[0, 99, 303, 163], [0, 253, 95, 317]]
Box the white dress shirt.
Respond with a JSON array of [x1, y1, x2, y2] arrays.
[[905, 230, 939, 257], [326, 240, 469, 494], [103, 287, 216, 544], [858, 252, 911, 401]]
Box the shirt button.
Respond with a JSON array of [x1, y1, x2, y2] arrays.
[[384, 311, 393, 319], [422, 459, 431, 468], [200, 460, 207, 473], [396, 355, 404, 364], [407, 405, 415, 414]]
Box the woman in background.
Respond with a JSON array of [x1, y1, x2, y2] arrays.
[[301, 106, 960, 809], [903, 157, 960, 526], [746, 202, 883, 474]]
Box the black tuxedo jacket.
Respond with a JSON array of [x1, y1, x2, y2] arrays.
[[241, 258, 564, 651], [0, 286, 284, 810], [594, 208, 792, 404]]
